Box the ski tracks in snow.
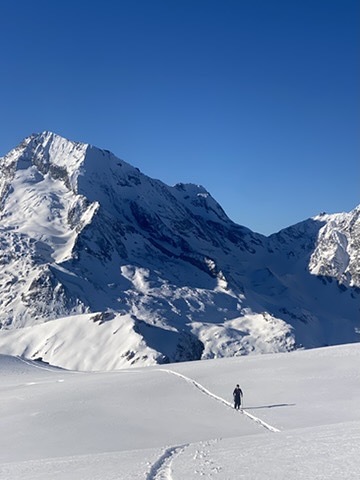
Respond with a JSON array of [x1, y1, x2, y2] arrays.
[[146, 368, 280, 479], [159, 369, 280, 433], [17, 356, 280, 432], [16, 355, 62, 373], [146, 444, 188, 480]]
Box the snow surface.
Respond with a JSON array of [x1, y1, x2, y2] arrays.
[[0, 311, 295, 371], [0, 343, 359, 479]]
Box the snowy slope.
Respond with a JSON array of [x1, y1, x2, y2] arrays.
[[0, 344, 359, 479], [0, 132, 359, 368], [0, 311, 294, 371]]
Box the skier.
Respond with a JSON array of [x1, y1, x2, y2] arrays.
[[233, 384, 243, 410]]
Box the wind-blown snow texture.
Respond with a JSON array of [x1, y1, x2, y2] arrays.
[[0, 132, 359, 369]]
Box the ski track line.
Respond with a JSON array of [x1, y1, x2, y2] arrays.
[[146, 444, 188, 480], [15, 358, 279, 432], [16, 356, 64, 373], [15, 356, 85, 375], [159, 369, 280, 433]]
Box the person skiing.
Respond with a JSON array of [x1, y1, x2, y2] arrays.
[[233, 384, 243, 410]]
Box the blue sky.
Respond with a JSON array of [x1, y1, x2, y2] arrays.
[[1, 0, 359, 235]]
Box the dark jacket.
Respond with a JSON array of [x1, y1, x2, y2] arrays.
[[233, 387, 243, 401]]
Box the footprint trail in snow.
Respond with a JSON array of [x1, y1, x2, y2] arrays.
[[146, 444, 188, 480], [159, 369, 280, 433]]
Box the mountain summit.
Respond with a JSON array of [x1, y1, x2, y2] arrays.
[[0, 132, 358, 370]]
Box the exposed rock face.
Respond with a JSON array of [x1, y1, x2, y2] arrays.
[[0, 132, 358, 370], [308, 209, 360, 288]]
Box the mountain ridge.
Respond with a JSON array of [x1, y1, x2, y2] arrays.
[[0, 132, 358, 370]]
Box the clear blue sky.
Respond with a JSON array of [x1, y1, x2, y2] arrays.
[[1, 0, 359, 235]]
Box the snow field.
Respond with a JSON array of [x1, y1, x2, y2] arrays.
[[0, 343, 359, 479]]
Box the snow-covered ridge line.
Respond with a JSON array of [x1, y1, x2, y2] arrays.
[[15, 355, 64, 373]]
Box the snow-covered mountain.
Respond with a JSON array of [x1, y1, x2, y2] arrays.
[[0, 132, 359, 369]]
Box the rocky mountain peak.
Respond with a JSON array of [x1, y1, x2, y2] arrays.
[[0, 132, 358, 370]]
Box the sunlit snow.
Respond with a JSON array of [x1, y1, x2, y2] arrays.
[[0, 344, 359, 479], [1, 132, 359, 366]]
